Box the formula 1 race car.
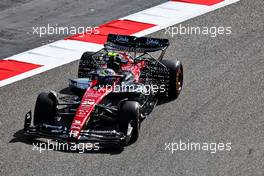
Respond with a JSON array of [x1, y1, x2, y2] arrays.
[[23, 34, 183, 146]]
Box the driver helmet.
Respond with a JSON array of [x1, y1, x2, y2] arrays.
[[95, 68, 116, 85], [106, 52, 125, 70], [95, 68, 115, 77]]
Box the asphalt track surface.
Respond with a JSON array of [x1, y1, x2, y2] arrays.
[[0, 0, 264, 175]]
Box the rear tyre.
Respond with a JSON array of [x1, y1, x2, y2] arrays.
[[33, 92, 57, 126], [161, 60, 183, 101], [78, 52, 96, 78], [119, 101, 140, 144]]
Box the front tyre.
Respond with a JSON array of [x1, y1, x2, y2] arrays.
[[33, 92, 57, 126], [119, 101, 140, 144]]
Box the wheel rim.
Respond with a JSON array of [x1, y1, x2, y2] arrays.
[[176, 67, 183, 94]]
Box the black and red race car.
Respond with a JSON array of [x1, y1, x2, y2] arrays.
[[23, 34, 183, 146]]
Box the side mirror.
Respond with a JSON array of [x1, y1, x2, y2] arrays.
[[69, 78, 91, 96]]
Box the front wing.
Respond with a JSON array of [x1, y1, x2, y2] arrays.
[[23, 111, 127, 145]]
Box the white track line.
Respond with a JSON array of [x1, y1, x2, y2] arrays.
[[130, 0, 240, 37], [0, 0, 240, 87]]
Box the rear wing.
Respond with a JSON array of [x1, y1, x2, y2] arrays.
[[104, 34, 169, 52]]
